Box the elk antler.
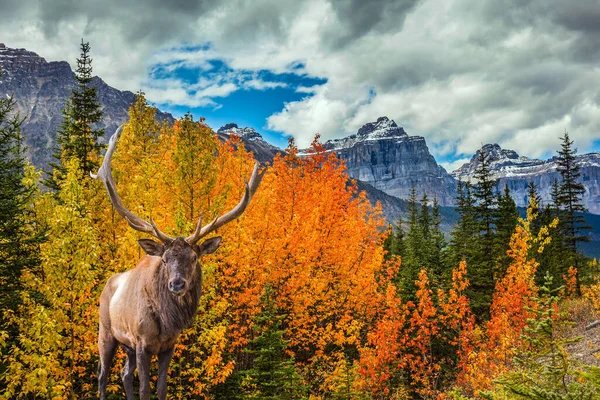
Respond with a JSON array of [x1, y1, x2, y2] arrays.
[[186, 162, 265, 244], [91, 126, 174, 243]]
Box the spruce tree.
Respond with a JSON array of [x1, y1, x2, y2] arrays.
[[448, 180, 476, 268], [402, 186, 424, 297], [394, 216, 406, 259], [495, 185, 518, 278], [471, 150, 499, 318], [428, 196, 446, 282], [472, 149, 498, 252], [555, 132, 590, 289], [239, 287, 307, 399], [0, 92, 43, 333], [383, 224, 396, 261], [46, 39, 104, 187]]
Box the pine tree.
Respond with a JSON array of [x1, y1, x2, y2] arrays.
[[239, 287, 307, 399], [428, 196, 446, 282], [471, 150, 499, 318], [383, 224, 396, 261], [0, 92, 43, 334], [46, 39, 104, 187], [448, 180, 476, 268], [472, 149, 498, 253], [394, 216, 406, 259], [402, 186, 424, 297], [495, 185, 518, 278], [555, 132, 590, 290]]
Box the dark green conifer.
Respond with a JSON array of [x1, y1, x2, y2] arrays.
[[46, 39, 104, 187], [495, 185, 518, 278], [0, 91, 44, 334], [428, 196, 446, 282], [239, 286, 307, 400], [555, 132, 590, 290]]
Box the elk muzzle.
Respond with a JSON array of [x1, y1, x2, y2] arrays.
[[168, 277, 187, 296]]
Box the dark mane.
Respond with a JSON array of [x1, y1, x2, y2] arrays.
[[148, 240, 202, 336]]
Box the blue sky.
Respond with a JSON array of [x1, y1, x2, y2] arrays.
[[150, 57, 326, 149]]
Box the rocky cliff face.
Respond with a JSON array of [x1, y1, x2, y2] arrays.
[[0, 43, 174, 170], [453, 143, 600, 214], [216, 123, 281, 163], [315, 117, 457, 205]]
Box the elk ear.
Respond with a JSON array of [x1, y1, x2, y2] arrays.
[[196, 236, 222, 256], [138, 239, 164, 256]]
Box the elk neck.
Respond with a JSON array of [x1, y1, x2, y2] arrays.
[[147, 256, 202, 337]]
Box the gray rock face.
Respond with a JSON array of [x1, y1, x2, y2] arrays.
[[452, 144, 600, 215], [0, 44, 174, 171], [314, 117, 457, 206], [216, 123, 281, 163]]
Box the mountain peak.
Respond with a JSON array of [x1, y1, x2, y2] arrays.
[[478, 143, 520, 162], [357, 116, 406, 138], [217, 123, 262, 141], [452, 143, 544, 180]]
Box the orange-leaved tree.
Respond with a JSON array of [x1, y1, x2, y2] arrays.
[[459, 198, 557, 395], [358, 261, 474, 399]]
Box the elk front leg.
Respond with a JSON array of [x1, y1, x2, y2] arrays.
[[157, 347, 175, 400], [136, 346, 152, 400]]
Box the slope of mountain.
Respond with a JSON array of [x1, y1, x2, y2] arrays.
[[312, 117, 457, 205], [0, 43, 174, 170], [453, 143, 600, 214], [216, 123, 281, 163], [355, 179, 458, 232]]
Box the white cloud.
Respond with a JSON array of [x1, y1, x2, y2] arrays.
[[1, 0, 600, 159], [440, 158, 472, 174]]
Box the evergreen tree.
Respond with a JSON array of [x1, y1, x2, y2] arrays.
[[0, 92, 43, 334], [402, 186, 424, 296], [238, 287, 307, 399], [46, 39, 104, 187], [448, 180, 476, 268], [383, 224, 396, 261], [394, 216, 406, 259], [428, 196, 446, 282], [495, 185, 518, 278], [555, 132, 590, 290], [471, 150, 499, 318], [472, 149, 498, 253], [419, 193, 431, 244]]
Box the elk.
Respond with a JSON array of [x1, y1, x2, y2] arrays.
[[94, 126, 264, 400]]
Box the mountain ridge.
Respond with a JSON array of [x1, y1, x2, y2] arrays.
[[2, 43, 599, 216], [452, 143, 600, 214]]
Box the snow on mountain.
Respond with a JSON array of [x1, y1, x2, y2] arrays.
[[302, 116, 457, 206], [452, 143, 600, 214], [216, 123, 281, 163], [322, 116, 408, 151]]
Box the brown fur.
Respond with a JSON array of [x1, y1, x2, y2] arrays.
[[98, 236, 220, 400]]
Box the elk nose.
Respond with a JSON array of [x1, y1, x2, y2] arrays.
[[169, 279, 186, 294]]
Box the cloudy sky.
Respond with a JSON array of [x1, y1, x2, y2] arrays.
[[2, 0, 599, 171]]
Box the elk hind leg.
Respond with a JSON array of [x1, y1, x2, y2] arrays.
[[98, 326, 117, 400]]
